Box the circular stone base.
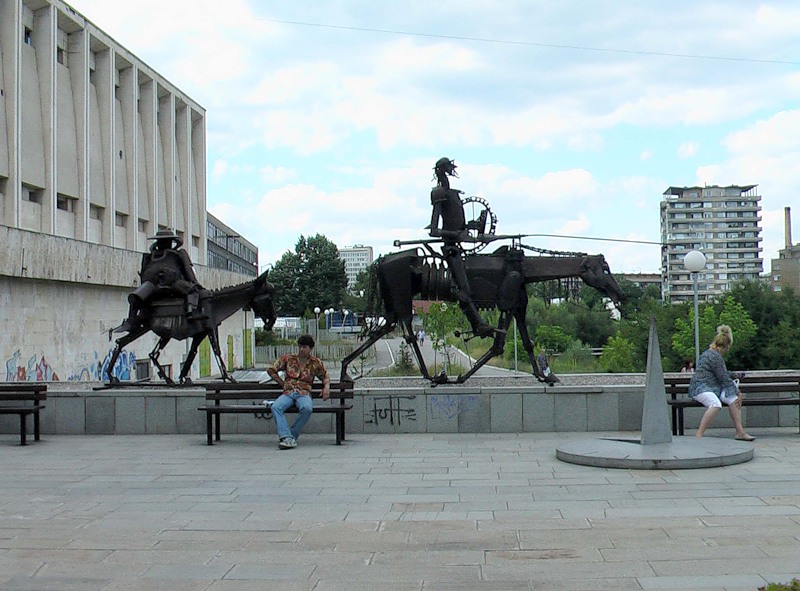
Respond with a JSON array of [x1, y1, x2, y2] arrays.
[[556, 436, 753, 470]]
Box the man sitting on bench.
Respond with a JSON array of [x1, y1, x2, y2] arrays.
[[266, 334, 330, 449]]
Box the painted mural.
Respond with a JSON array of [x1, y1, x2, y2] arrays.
[[4, 348, 136, 382]]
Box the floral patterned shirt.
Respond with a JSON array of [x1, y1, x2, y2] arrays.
[[271, 354, 328, 396]]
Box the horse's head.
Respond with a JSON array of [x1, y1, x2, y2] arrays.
[[580, 255, 626, 307], [251, 275, 277, 330]]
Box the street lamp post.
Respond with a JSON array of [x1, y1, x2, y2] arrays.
[[342, 309, 350, 333], [313, 307, 321, 343], [683, 250, 707, 367]]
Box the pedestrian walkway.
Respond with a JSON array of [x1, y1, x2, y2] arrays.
[[2, 429, 799, 590]]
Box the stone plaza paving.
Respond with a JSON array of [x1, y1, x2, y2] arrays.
[[1, 429, 799, 591]]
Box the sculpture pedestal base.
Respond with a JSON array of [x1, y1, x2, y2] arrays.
[[556, 436, 753, 470]]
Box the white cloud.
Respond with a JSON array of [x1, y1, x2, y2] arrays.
[[677, 142, 699, 158]]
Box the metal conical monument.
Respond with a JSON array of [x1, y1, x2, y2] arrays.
[[555, 314, 754, 469], [641, 315, 672, 445]]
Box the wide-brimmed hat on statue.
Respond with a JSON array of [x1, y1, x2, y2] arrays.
[[148, 229, 184, 248]]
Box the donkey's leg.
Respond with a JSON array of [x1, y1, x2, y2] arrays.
[[105, 326, 149, 383], [149, 336, 175, 385], [178, 335, 204, 385], [208, 328, 235, 382]]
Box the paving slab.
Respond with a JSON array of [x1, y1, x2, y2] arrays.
[[1, 429, 800, 590]]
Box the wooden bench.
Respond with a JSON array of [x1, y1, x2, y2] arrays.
[[199, 381, 354, 445], [665, 373, 800, 435], [0, 383, 47, 446]]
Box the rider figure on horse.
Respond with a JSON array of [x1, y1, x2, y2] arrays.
[[427, 157, 494, 338], [117, 229, 205, 333]]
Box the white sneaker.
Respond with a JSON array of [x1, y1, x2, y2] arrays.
[[278, 437, 297, 449]]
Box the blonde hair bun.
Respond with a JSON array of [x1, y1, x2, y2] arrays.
[[712, 324, 733, 349]]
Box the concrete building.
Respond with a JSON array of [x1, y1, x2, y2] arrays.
[[1, 0, 255, 382], [339, 244, 373, 291], [770, 206, 800, 293], [660, 185, 763, 303], [207, 213, 257, 277]]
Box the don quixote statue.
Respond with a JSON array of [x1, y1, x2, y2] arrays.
[[340, 157, 626, 386]]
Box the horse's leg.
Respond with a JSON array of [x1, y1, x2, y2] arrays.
[[208, 328, 236, 383], [399, 318, 440, 382], [513, 303, 546, 383], [149, 336, 175, 385], [105, 327, 149, 383], [338, 320, 397, 383], [452, 312, 513, 384], [179, 335, 204, 385]]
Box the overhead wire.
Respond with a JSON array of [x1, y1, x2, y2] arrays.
[[261, 19, 799, 66]]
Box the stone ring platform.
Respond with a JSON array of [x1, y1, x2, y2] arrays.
[[556, 436, 754, 469]]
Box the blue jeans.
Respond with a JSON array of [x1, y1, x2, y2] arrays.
[[272, 391, 313, 440]]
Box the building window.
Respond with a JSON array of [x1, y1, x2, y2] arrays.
[[115, 213, 127, 228], [56, 194, 76, 212], [24, 27, 32, 45], [23, 185, 42, 203], [138, 219, 148, 233], [56, 47, 65, 64], [90, 205, 103, 220]]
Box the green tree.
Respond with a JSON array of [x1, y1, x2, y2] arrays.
[[422, 302, 468, 370], [672, 295, 757, 362], [268, 234, 347, 317], [534, 324, 572, 353], [600, 334, 636, 373]]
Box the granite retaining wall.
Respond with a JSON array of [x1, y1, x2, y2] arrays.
[[2, 381, 798, 438]]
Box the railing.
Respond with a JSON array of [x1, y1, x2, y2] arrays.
[[254, 343, 374, 365]]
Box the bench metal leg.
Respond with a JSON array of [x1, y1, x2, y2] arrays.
[[19, 413, 27, 446], [34, 410, 41, 441], [335, 412, 343, 445], [215, 413, 221, 442], [206, 412, 213, 445], [678, 409, 685, 436]]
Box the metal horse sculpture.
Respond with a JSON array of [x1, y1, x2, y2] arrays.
[[340, 239, 625, 385], [105, 271, 277, 385]]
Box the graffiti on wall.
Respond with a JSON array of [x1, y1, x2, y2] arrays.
[[4, 348, 136, 382], [365, 395, 417, 426], [66, 349, 136, 382], [428, 394, 480, 420], [5, 350, 60, 381]]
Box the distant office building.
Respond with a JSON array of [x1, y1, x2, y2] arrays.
[[339, 244, 373, 291], [770, 207, 800, 293], [207, 213, 257, 277], [661, 185, 763, 303]]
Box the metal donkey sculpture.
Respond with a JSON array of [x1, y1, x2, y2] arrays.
[[340, 238, 625, 385], [105, 271, 277, 385]]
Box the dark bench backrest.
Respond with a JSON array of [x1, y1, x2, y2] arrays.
[[0, 383, 47, 402], [664, 373, 800, 398], [204, 381, 353, 401]]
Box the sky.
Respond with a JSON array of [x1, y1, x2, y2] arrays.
[[67, 0, 800, 275]]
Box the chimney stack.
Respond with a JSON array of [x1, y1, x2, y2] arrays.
[[785, 207, 792, 249]]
